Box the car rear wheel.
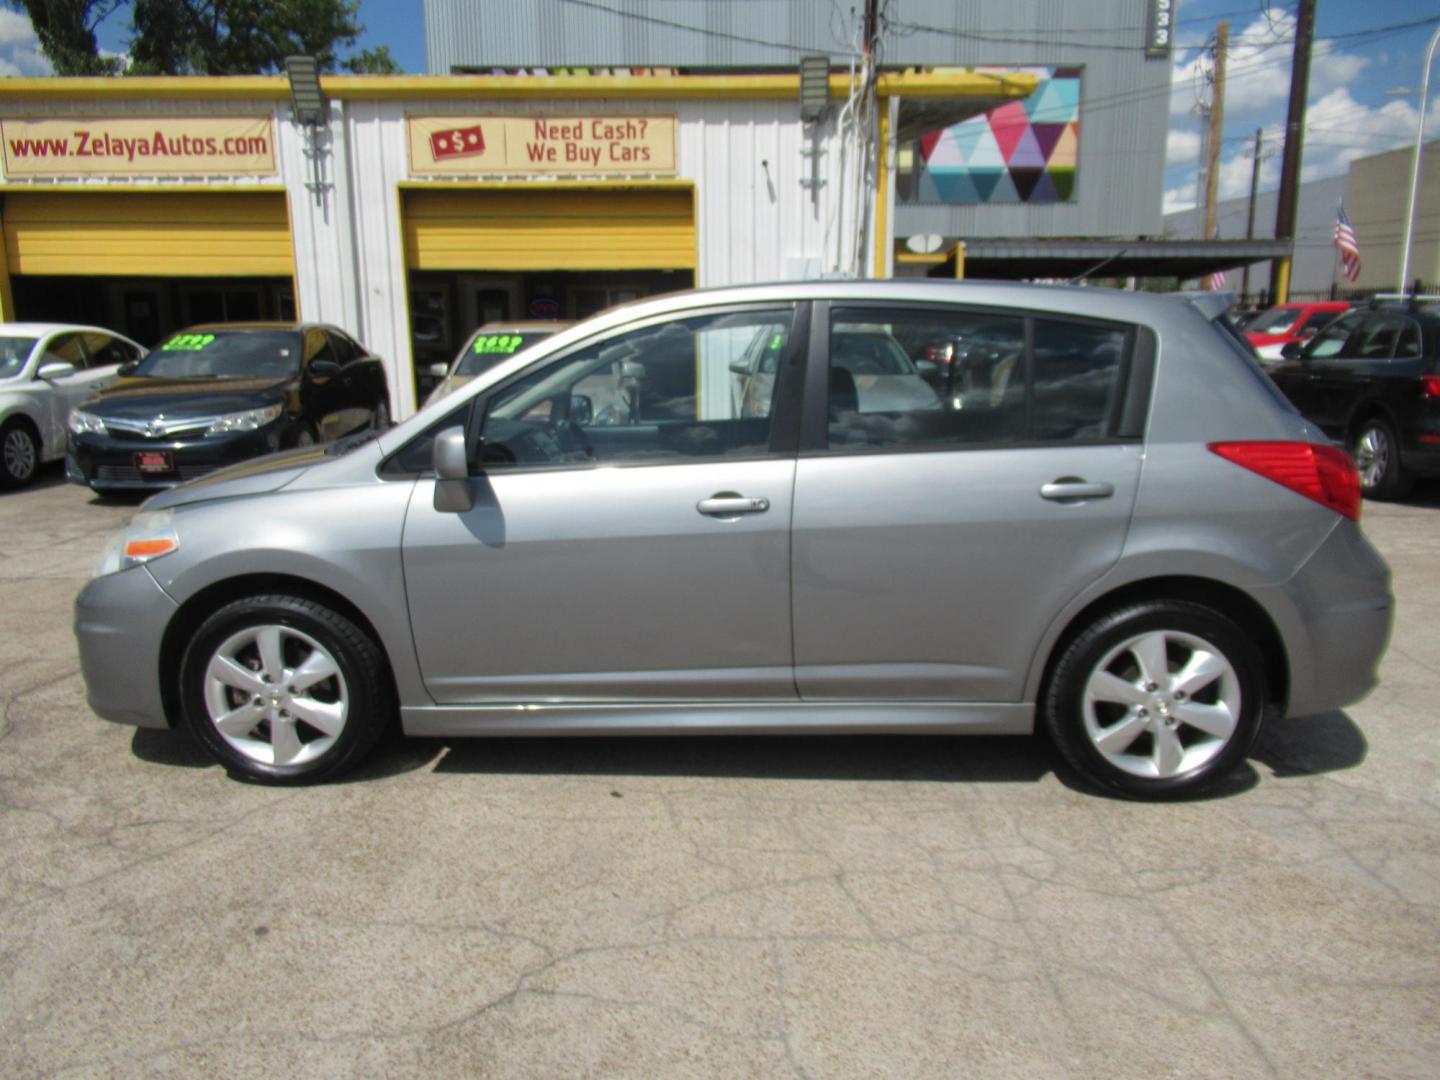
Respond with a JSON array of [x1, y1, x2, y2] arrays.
[[179, 594, 393, 784], [1042, 600, 1266, 799], [1352, 417, 1412, 500], [0, 419, 39, 489]]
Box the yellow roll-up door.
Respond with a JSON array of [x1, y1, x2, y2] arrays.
[[403, 187, 695, 272], [2, 191, 293, 276]]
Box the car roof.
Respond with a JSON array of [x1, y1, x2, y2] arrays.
[[0, 322, 129, 336], [179, 322, 308, 333], [475, 321, 575, 333]]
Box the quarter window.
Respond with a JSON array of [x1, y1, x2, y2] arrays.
[[479, 309, 793, 467]]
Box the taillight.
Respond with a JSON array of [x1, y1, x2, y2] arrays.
[[1421, 374, 1440, 399], [1208, 441, 1361, 521]]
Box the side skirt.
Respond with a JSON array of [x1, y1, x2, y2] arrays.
[[401, 701, 1035, 738]]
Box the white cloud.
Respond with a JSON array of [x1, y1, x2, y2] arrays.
[[1163, 178, 1198, 215], [0, 10, 52, 76], [1167, 128, 1202, 164]]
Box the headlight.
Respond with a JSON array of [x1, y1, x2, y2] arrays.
[[69, 409, 106, 435], [206, 403, 283, 436], [93, 510, 180, 578]]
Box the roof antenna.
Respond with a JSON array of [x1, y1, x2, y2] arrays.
[[1067, 248, 1127, 284]]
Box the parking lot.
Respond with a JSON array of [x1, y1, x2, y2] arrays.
[[2, 464, 1437, 1078]]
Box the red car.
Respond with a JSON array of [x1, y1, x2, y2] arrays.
[[1245, 301, 1350, 362]]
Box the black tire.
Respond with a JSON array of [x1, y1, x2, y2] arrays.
[[179, 594, 393, 784], [1041, 600, 1267, 800], [0, 418, 40, 490], [1352, 416, 1412, 501]]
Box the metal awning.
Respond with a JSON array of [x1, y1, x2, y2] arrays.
[[896, 238, 1292, 280]]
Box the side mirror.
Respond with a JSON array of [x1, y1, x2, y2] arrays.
[[429, 362, 450, 378], [37, 361, 76, 380], [728, 359, 751, 376], [1280, 341, 1303, 360], [432, 426, 473, 513], [569, 394, 594, 425], [309, 359, 341, 378]]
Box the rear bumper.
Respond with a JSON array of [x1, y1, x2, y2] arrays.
[[1259, 521, 1393, 717], [74, 564, 177, 729]]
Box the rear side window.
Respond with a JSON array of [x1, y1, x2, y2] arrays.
[[824, 307, 1130, 451]]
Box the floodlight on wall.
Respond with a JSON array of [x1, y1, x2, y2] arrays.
[[285, 55, 333, 215], [799, 56, 830, 123], [285, 55, 326, 127]]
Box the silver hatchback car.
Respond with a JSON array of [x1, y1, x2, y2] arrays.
[[75, 282, 1392, 798]]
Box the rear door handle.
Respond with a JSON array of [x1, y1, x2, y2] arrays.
[[1039, 479, 1115, 502], [697, 494, 770, 516]]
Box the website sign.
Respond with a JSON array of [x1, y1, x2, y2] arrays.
[[1, 115, 277, 178]]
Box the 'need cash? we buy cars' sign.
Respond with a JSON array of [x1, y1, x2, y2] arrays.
[[407, 115, 676, 177]]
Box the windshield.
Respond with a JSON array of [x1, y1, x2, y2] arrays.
[[0, 337, 37, 380], [454, 331, 557, 376], [1246, 307, 1302, 333], [132, 331, 300, 380]]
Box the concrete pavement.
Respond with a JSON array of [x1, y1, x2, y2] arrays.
[[1, 464, 1437, 1078]]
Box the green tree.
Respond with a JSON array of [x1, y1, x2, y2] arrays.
[[8, 0, 399, 75]]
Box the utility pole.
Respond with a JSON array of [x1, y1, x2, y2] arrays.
[[1269, 0, 1316, 303], [1202, 21, 1229, 243], [863, 0, 879, 54], [1242, 127, 1264, 303]]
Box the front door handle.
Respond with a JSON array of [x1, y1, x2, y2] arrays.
[[1039, 478, 1115, 502], [697, 494, 770, 516]]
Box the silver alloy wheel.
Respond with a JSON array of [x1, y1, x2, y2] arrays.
[[202, 624, 349, 766], [1355, 424, 1389, 489], [3, 426, 36, 481], [1081, 629, 1241, 779]]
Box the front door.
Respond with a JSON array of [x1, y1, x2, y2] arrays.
[[401, 304, 805, 704], [790, 302, 1145, 702]]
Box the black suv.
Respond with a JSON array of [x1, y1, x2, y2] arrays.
[[1267, 299, 1440, 499]]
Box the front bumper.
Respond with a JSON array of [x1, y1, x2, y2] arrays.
[[75, 564, 178, 729], [67, 424, 286, 491]]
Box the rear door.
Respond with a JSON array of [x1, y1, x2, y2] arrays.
[[790, 302, 1147, 702], [1268, 311, 1363, 427]]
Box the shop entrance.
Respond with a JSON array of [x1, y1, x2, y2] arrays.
[[402, 186, 696, 402], [1, 191, 296, 347]]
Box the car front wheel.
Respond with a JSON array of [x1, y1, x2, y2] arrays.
[[1042, 600, 1266, 799], [1352, 416, 1411, 500], [179, 594, 393, 784]]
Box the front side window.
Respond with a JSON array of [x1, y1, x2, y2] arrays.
[[825, 307, 1129, 450], [132, 331, 300, 379], [479, 309, 793, 467], [41, 333, 87, 371]]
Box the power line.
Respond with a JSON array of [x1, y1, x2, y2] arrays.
[[554, 0, 830, 56]]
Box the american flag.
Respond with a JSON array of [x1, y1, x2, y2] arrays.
[[1334, 203, 1361, 282], [1207, 268, 1227, 291]]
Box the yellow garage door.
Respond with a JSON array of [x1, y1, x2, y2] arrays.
[[404, 187, 695, 272], [2, 191, 293, 276]]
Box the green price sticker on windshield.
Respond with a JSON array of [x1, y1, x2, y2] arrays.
[[472, 334, 524, 356], [161, 333, 217, 351]]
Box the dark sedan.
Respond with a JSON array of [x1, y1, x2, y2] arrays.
[[66, 323, 389, 492]]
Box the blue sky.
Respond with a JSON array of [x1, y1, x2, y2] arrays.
[[0, 0, 1435, 218], [1161, 0, 1440, 213]]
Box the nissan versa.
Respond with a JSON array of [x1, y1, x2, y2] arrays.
[[74, 282, 1393, 799], [66, 323, 390, 492]]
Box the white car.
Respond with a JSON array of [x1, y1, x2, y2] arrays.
[[0, 323, 146, 489]]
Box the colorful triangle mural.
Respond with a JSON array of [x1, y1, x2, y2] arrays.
[[913, 66, 1081, 206]]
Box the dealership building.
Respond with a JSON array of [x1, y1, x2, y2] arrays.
[[0, 1, 1264, 419]]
